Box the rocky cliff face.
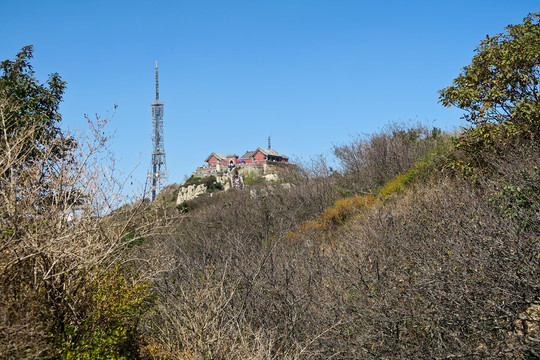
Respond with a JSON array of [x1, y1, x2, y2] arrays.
[[176, 184, 207, 204], [176, 175, 231, 204]]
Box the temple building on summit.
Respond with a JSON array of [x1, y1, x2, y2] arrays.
[[205, 148, 289, 167], [194, 147, 289, 177]]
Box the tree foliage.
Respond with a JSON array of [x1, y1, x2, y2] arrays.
[[0, 45, 68, 153], [439, 13, 540, 132], [0, 47, 158, 359]]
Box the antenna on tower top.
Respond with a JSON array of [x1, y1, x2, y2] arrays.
[[154, 61, 159, 101], [268, 135, 271, 150]]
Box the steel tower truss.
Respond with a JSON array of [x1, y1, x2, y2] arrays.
[[150, 62, 167, 201]]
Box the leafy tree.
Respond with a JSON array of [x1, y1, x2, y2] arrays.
[[0, 45, 71, 163], [0, 47, 157, 359], [439, 13, 540, 133]]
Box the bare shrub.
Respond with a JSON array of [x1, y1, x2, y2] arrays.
[[333, 123, 446, 193], [0, 97, 157, 358], [137, 159, 343, 358], [139, 126, 539, 358], [327, 152, 540, 358], [145, 266, 302, 360]]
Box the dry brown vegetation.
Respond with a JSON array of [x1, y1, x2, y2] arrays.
[[333, 123, 446, 194], [131, 121, 539, 359], [2, 87, 539, 360], [3, 22, 540, 358], [4, 112, 531, 358], [0, 93, 170, 358], [3, 98, 539, 359]]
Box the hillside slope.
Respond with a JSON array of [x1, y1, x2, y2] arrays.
[[135, 14, 540, 357], [134, 118, 539, 359], [2, 14, 539, 360]]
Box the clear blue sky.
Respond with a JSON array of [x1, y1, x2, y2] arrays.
[[2, 1, 539, 188]]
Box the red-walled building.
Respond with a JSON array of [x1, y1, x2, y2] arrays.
[[204, 153, 239, 167], [238, 148, 289, 164], [195, 148, 289, 177], [203, 148, 288, 167]]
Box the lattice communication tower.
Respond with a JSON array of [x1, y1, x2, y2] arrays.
[[149, 61, 167, 201]]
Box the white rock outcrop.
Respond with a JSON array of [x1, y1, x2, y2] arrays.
[[176, 184, 207, 204], [176, 175, 232, 204], [217, 175, 231, 191], [263, 173, 279, 182]]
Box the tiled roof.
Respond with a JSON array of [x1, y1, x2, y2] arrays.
[[239, 150, 256, 159], [205, 153, 238, 162], [257, 148, 288, 158], [240, 148, 288, 160]]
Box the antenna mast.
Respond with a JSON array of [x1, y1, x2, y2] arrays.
[[268, 135, 271, 150], [149, 61, 167, 201]]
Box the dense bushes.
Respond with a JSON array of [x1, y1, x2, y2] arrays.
[[333, 123, 447, 194], [337, 176, 538, 357], [0, 111, 157, 358], [4, 14, 540, 358], [137, 169, 338, 358], [0, 47, 160, 359], [4, 95, 537, 358], [135, 124, 540, 358]]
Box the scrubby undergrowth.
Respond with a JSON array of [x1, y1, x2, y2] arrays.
[[134, 118, 539, 358], [3, 13, 540, 360]]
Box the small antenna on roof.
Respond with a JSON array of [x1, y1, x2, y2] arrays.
[[268, 135, 271, 150]]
